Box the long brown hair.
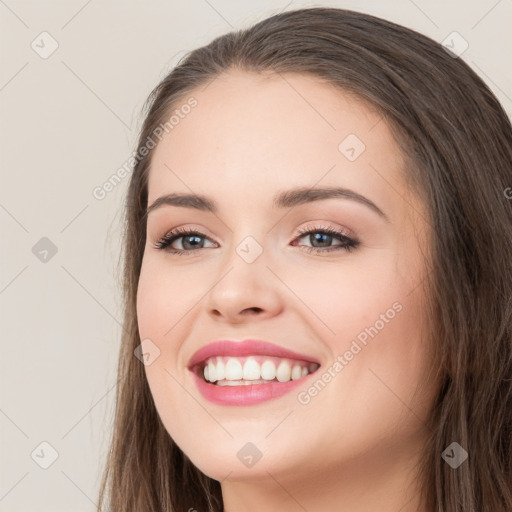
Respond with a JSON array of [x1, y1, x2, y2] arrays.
[[97, 7, 512, 511]]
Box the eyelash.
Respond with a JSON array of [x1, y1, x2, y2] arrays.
[[152, 225, 360, 256]]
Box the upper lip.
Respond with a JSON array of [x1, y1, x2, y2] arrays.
[[187, 339, 321, 369]]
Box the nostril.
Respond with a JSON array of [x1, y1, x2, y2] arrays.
[[241, 307, 263, 315]]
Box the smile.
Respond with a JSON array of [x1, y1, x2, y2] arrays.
[[188, 339, 321, 406]]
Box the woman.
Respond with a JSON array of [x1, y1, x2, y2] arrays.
[[98, 7, 512, 511]]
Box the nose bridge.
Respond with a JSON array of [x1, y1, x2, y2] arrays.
[[204, 224, 281, 320], [234, 232, 266, 265], [218, 230, 268, 285], [223, 214, 269, 266]]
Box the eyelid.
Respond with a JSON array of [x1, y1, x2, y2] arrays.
[[155, 222, 352, 246], [156, 224, 219, 242], [295, 221, 354, 239]]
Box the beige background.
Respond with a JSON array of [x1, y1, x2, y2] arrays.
[[1, 0, 510, 510]]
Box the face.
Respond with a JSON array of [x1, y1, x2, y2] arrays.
[[136, 70, 437, 495]]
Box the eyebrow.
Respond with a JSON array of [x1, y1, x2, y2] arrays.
[[146, 186, 389, 222]]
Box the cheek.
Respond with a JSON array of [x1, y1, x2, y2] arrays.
[[136, 259, 215, 454], [281, 252, 409, 343], [294, 288, 432, 462], [136, 256, 204, 337], [287, 249, 433, 425]]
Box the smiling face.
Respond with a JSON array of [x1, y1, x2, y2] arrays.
[[136, 70, 438, 505]]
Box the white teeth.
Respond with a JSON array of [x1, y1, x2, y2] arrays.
[[225, 358, 243, 380], [207, 359, 217, 383], [261, 360, 276, 380], [291, 365, 302, 380], [276, 361, 291, 382], [201, 355, 319, 385], [216, 357, 225, 381], [242, 357, 260, 380]]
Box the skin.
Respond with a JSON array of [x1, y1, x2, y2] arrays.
[[136, 70, 439, 511]]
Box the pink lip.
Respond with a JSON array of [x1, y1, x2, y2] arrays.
[[187, 339, 321, 406], [191, 372, 314, 406]]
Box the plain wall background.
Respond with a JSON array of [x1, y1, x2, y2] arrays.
[[1, 1, 511, 510]]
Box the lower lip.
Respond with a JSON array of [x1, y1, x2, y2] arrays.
[[190, 371, 313, 406]]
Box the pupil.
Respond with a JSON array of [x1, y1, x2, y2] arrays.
[[312, 233, 331, 247], [183, 235, 203, 250]]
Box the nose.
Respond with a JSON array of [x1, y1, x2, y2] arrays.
[[204, 248, 283, 324]]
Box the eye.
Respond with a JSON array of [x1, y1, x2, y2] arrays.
[[153, 224, 360, 256], [152, 226, 216, 255], [292, 225, 360, 254]]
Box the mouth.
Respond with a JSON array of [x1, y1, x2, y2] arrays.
[[187, 339, 321, 406]]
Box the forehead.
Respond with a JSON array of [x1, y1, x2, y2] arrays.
[[147, 70, 411, 216]]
